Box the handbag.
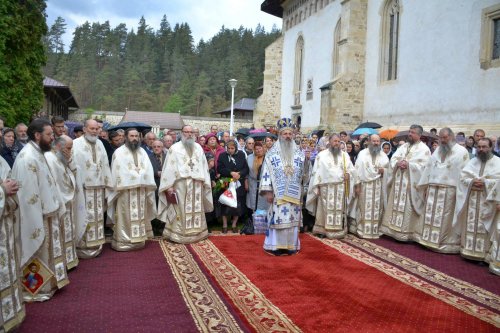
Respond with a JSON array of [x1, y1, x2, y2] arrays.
[[218, 181, 238, 208]]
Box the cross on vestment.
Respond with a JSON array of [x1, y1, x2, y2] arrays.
[[281, 206, 290, 215], [294, 206, 301, 214], [294, 157, 301, 166], [271, 156, 280, 168], [262, 173, 270, 182], [187, 158, 195, 171]]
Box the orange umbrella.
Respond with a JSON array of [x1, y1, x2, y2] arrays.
[[379, 129, 399, 140]]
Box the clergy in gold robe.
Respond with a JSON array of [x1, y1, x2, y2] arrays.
[[45, 135, 85, 269], [486, 180, 500, 275], [72, 119, 113, 258], [352, 134, 389, 239], [380, 125, 431, 242], [456, 138, 500, 262], [416, 128, 469, 253], [306, 134, 355, 239], [158, 125, 213, 243], [107, 129, 157, 251], [0, 157, 25, 331], [12, 119, 68, 302]]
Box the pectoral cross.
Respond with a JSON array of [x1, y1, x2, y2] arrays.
[[187, 159, 195, 171]]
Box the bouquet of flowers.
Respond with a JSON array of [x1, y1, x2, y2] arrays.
[[213, 177, 233, 195]]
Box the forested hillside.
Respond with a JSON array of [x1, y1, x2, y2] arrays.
[[44, 16, 281, 117]]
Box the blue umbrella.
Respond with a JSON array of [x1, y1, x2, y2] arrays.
[[352, 128, 378, 136]]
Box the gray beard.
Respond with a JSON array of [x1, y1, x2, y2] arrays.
[[477, 151, 492, 163], [182, 137, 195, 156], [85, 134, 97, 143], [329, 147, 341, 156], [56, 151, 68, 166], [369, 145, 381, 157], [18, 136, 28, 143], [439, 142, 454, 160], [279, 138, 295, 161], [126, 140, 140, 151]]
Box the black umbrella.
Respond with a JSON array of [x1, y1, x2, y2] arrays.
[[394, 130, 438, 142], [355, 122, 382, 130], [235, 128, 251, 137], [108, 121, 152, 132], [249, 132, 277, 140], [311, 129, 325, 139]]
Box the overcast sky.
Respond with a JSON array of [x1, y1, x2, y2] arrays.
[[46, 0, 283, 48]]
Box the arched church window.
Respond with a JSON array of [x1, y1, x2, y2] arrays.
[[380, 0, 401, 81], [294, 35, 304, 106], [333, 19, 341, 78]]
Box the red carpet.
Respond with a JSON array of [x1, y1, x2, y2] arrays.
[[194, 235, 499, 332], [20, 242, 199, 333]]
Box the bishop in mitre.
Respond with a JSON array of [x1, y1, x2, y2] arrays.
[[456, 138, 500, 262], [108, 128, 156, 251], [45, 135, 86, 269], [158, 125, 213, 243], [486, 180, 500, 275], [0, 156, 24, 331], [260, 118, 306, 254], [306, 134, 355, 239], [380, 125, 431, 242], [416, 128, 469, 253], [12, 119, 68, 302], [72, 119, 112, 258], [351, 134, 389, 239]]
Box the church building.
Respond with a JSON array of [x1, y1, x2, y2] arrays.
[[255, 0, 500, 133]]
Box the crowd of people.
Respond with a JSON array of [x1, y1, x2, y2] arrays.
[[0, 115, 499, 332]]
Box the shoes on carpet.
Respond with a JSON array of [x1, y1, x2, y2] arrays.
[[222, 227, 228, 234], [316, 234, 325, 239], [104, 227, 114, 237], [232, 227, 238, 233]]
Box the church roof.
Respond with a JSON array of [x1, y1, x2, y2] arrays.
[[214, 98, 255, 114], [43, 76, 79, 108], [261, 0, 284, 18], [121, 110, 184, 130]]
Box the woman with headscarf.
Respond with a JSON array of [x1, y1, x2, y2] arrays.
[[1, 128, 24, 168], [346, 140, 358, 165], [246, 141, 269, 216], [203, 133, 225, 173], [381, 141, 393, 160], [217, 140, 249, 233]]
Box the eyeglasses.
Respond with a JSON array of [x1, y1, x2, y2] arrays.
[[182, 131, 193, 134]]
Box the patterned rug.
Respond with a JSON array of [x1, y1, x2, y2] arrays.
[[182, 234, 499, 332], [20, 235, 500, 332]]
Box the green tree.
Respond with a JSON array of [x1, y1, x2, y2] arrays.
[[0, 0, 47, 125], [163, 93, 182, 113]]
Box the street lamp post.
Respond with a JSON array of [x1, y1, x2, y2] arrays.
[[228, 79, 237, 137]]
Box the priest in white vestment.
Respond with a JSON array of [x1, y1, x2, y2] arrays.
[[380, 125, 431, 242], [485, 181, 500, 275], [72, 119, 113, 258], [0, 157, 25, 331], [416, 128, 469, 253], [108, 129, 157, 251], [456, 138, 500, 262], [352, 134, 389, 239], [306, 134, 355, 239], [45, 135, 85, 269], [260, 118, 306, 255], [12, 119, 68, 302], [158, 125, 213, 243]]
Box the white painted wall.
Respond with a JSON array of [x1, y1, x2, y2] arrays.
[[364, 0, 500, 128], [281, 1, 342, 129]]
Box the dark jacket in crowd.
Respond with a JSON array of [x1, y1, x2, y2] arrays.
[[217, 150, 249, 198], [1, 141, 24, 168]]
